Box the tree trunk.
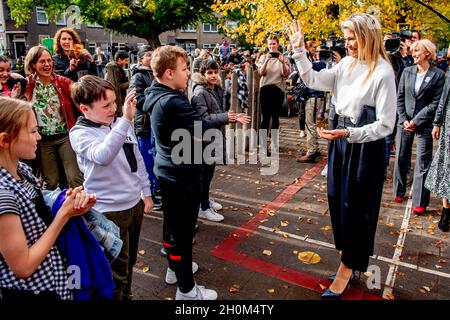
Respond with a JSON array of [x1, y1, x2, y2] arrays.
[[144, 32, 162, 48]]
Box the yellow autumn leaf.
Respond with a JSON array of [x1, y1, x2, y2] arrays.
[[297, 251, 321, 264], [385, 292, 395, 300], [138, 250, 145, 255], [263, 249, 272, 256], [321, 225, 332, 231], [280, 221, 289, 227], [142, 266, 150, 273], [267, 288, 275, 294]]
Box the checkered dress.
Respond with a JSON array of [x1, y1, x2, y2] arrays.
[[0, 163, 71, 300]]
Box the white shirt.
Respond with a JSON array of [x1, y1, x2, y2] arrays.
[[292, 51, 397, 143], [415, 72, 426, 95]]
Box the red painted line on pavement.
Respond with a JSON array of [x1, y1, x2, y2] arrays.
[[211, 159, 383, 300]]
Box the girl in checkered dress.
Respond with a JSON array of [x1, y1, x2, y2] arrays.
[[0, 97, 96, 300]]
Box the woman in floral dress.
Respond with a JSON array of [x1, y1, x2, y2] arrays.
[[24, 46, 83, 190], [425, 73, 450, 232]]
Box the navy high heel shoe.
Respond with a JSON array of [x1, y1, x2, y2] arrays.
[[322, 272, 354, 300], [327, 271, 356, 282]]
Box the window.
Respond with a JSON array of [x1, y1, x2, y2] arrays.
[[181, 24, 197, 33], [202, 44, 215, 49], [203, 23, 218, 33], [36, 7, 49, 25], [56, 13, 66, 26]]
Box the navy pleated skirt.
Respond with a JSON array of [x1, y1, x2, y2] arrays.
[[327, 123, 386, 272]]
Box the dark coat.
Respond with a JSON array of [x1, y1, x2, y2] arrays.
[[105, 61, 129, 115], [128, 66, 154, 136], [433, 73, 450, 127], [191, 73, 229, 164], [397, 65, 445, 130], [52, 54, 98, 82], [143, 82, 219, 183]]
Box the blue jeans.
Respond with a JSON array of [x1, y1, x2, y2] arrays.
[[137, 132, 159, 194]]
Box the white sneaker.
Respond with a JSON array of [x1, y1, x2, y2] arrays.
[[300, 130, 306, 138], [321, 165, 328, 177], [165, 262, 199, 285], [198, 208, 224, 222], [175, 284, 218, 300], [209, 199, 223, 211]]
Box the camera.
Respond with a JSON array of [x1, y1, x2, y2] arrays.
[[269, 52, 280, 58], [385, 38, 401, 53], [331, 41, 346, 59], [318, 50, 333, 62]]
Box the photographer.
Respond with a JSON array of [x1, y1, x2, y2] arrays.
[[257, 35, 290, 137], [296, 45, 328, 163]]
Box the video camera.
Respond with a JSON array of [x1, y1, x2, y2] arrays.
[[384, 30, 412, 53]]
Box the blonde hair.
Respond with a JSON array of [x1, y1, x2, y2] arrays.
[[0, 97, 33, 144], [340, 13, 391, 82], [410, 39, 436, 61], [151, 45, 188, 79], [24, 46, 53, 74]]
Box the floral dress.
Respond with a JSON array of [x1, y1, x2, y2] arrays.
[[425, 76, 450, 200]]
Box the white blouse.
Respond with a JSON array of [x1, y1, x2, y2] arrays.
[[292, 51, 397, 143]]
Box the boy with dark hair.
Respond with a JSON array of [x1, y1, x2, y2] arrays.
[[191, 59, 249, 222], [143, 45, 240, 300], [128, 46, 162, 210], [70, 75, 153, 300], [105, 50, 129, 116]]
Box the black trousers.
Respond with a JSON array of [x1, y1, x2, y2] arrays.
[[160, 179, 201, 293], [327, 121, 386, 272], [260, 84, 285, 130], [200, 164, 216, 210]]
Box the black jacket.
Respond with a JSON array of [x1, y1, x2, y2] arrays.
[[53, 54, 98, 82], [143, 82, 216, 183], [128, 66, 154, 136]]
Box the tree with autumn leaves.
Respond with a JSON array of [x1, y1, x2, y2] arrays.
[[6, 0, 449, 49], [6, 0, 215, 48], [212, 0, 450, 48]]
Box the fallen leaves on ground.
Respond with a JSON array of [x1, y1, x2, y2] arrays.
[[267, 288, 275, 294], [319, 283, 327, 291], [280, 221, 289, 227], [297, 251, 321, 264], [138, 250, 145, 256], [229, 284, 240, 293], [263, 249, 272, 256], [438, 259, 448, 264], [142, 266, 150, 273], [321, 225, 332, 231], [385, 292, 395, 300]]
